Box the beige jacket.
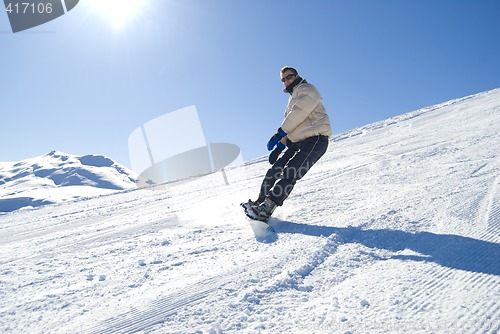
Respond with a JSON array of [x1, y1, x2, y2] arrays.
[[281, 80, 332, 143]]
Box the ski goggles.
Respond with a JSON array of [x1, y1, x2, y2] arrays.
[[281, 74, 296, 82]]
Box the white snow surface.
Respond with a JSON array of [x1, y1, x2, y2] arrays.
[[1, 89, 499, 333]]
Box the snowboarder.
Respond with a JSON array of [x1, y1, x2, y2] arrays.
[[243, 66, 332, 222]]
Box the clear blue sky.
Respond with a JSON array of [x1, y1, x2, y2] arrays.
[[1, 0, 499, 170]]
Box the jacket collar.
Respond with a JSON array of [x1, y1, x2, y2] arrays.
[[283, 77, 306, 94]]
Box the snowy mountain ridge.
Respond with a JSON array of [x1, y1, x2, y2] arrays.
[[0, 150, 137, 213], [329, 89, 485, 144]]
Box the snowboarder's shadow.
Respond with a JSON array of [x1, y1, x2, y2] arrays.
[[269, 219, 500, 276]]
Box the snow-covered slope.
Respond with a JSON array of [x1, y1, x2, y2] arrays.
[[0, 151, 137, 213], [0, 89, 499, 334]]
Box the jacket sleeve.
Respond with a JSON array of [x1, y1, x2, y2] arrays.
[[281, 85, 320, 134]]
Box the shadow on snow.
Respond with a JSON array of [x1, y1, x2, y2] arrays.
[[269, 219, 500, 276]]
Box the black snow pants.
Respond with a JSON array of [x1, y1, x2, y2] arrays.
[[257, 135, 329, 206]]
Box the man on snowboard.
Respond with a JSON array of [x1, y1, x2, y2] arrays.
[[243, 66, 332, 222]]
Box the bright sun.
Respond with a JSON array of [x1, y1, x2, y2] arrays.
[[88, 0, 148, 31]]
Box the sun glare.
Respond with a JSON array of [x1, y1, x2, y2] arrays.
[[88, 0, 148, 31]]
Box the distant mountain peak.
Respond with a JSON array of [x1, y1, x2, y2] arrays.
[[0, 151, 138, 213]]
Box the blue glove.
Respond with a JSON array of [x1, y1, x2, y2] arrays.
[[267, 127, 287, 151], [269, 142, 286, 164]]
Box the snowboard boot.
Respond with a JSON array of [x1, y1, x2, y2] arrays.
[[240, 199, 260, 211], [249, 197, 277, 222]]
